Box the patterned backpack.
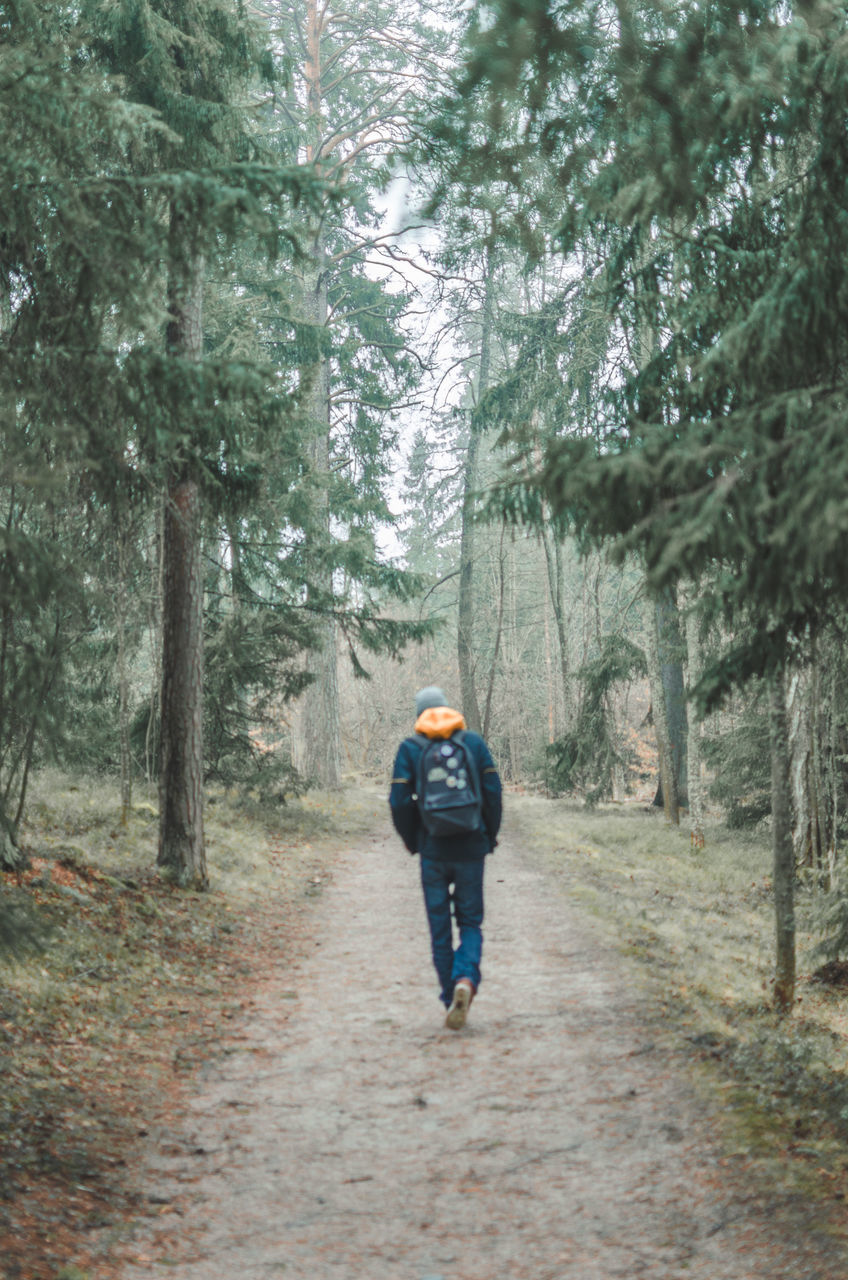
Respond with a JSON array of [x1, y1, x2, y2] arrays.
[[410, 731, 483, 837]]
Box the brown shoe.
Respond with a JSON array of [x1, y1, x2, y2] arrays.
[[445, 979, 474, 1031]]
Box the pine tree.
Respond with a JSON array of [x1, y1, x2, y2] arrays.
[[0, 1, 170, 865], [85, 0, 315, 883]]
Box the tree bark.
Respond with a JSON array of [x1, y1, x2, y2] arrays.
[[506, 537, 520, 781], [683, 591, 704, 848], [299, 253, 342, 788], [457, 427, 484, 733], [787, 665, 812, 866], [809, 650, 825, 871], [645, 592, 679, 824], [655, 585, 688, 807], [145, 499, 164, 785], [769, 669, 795, 1015], [540, 515, 573, 734], [158, 242, 207, 889], [299, 0, 342, 787], [632, 229, 686, 815], [482, 519, 507, 742], [116, 525, 132, 827], [457, 243, 495, 734]]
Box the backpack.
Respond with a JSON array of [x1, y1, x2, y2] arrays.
[[409, 730, 483, 838]]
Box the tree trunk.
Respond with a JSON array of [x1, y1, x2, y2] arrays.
[[683, 591, 704, 848], [809, 650, 825, 871], [227, 518, 250, 744], [457, 425, 483, 733], [506, 537, 520, 781], [787, 666, 812, 865], [299, 0, 342, 787], [544, 570, 554, 744], [158, 243, 207, 889], [116, 526, 132, 827], [787, 654, 834, 874], [482, 519, 507, 742], [540, 516, 573, 734], [827, 661, 839, 889], [457, 244, 495, 734], [633, 230, 686, 815], [300, 258, 342, 788], [656, 585, 688, 807], [146, 499, 164, 785], [769, 669, 795, 1015], [645, 592, 679, 824]]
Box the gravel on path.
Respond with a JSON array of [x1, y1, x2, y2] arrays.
[[100, 814, 848, 1280]]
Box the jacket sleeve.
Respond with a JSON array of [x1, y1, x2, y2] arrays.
[[474, 737, 503, 852], [389, 739, 421, 854]]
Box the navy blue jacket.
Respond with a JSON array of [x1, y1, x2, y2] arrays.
[[389, 714, 502, 859]]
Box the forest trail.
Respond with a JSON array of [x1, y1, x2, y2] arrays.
[[99, 810, 846, 1280]]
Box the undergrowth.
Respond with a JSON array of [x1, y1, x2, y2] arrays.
[[507, 795, 848, 1201]]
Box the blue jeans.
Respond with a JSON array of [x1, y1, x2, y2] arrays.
[[420, 854, 485, 1006]]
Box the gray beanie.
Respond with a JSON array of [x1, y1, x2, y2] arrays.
[[415, 685, 448, 716]]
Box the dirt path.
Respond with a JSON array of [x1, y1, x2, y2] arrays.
[[98, 815, 847, 1279]]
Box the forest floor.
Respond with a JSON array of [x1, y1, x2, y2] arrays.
[[3, 779, 848, 1278]]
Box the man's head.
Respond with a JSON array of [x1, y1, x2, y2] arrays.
[[415, 686, 448, 717]]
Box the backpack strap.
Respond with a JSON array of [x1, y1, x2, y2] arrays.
[[402, 734, 429, 800]]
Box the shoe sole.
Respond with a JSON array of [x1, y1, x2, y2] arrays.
[[445, 984, 472, 1031]]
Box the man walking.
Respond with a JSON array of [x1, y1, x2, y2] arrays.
[[389, 686, 502, 1030]]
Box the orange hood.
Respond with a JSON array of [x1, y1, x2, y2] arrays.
[[414, 706, 466, 739]]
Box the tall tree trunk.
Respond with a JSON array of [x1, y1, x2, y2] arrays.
[[457, 426, 483, 732], [540, 515, 573, 734], [300, 255, 342, 788], [633, 231, 686, 815], [158, 242, 207, 889], [544, 570, 554, 744], [0, 488, 25, 868], [227, 519, 250, 744], [457, 244, 495, 733], [554, 539, 572, 728], [655, 585, 688, 807], [299, 0, 342, 787], [787, 665, 812, 865], [645, 591, 679, 824], [787, 654, 834, 873], [145, 499, 164, 785], [482, 519, 507, 742], [769, 669, 796, 1015], [809, 649, 825, 870], [506, 537, 520, 781], [827, 661, 839, 889], [683, 590, 704, 848], [116, 525, 132, 827]]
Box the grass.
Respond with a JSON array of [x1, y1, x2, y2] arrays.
[[506, 794, 848, 1206], [0, 769, 382, 1280]]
